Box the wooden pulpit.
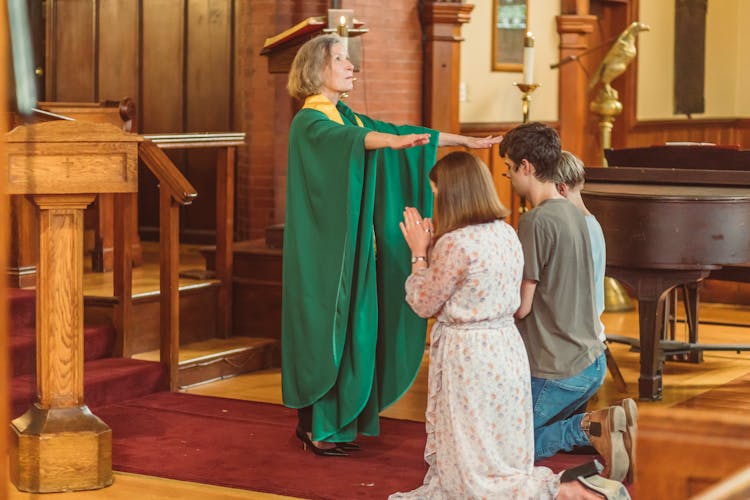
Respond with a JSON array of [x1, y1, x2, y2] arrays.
[[8, 99, 142, 282], [5, 120, 140, 492]]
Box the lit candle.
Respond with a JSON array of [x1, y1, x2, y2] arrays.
[[337, 15, 349, 54], [523, 32, 535, 85]]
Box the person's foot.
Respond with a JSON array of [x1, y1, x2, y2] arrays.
[[335, 441, 361, 451], [294, 426, 348, 457], [582, 406, 629, 482], [620, 398, 638, 483]]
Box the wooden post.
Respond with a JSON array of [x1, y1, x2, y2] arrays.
[[421, 2, 474, 133], [8, 196, 38, 287], [10, 194, 113, 492], [160, 188, 181, 391], [112, 193, 134, 357], [215, 147, 235, 338]]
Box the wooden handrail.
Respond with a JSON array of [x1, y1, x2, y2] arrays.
[[136, 132, 244, 390], [138, 140, 197, 205], [143, 132, 244, 149], [147, 132, 244, 346], [692, 466, 750, 500], [137, 139, 198, 390]]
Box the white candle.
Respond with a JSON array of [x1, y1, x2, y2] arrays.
[[337, 15, 349, 54], [523, 32, 535, 85]]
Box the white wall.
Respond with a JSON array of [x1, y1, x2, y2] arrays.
[[459, 0, 559, 123], [738, 0, 750, 116], [459, 1, 749, 124]]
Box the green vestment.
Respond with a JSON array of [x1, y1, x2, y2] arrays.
[[281, 99, 438, 442]]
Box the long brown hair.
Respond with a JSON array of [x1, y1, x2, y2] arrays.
[[429, 151, 509, 241]]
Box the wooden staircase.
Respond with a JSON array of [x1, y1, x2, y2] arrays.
[[83, 241, 279, 390]]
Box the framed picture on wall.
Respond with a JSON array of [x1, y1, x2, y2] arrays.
[[492, 0, 528, 72]]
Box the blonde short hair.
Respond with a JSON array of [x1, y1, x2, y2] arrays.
[[287, 34, 341, 101], [557, 150, 585, 188], [429, 151, 509, 241]]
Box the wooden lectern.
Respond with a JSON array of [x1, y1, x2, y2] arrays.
[[5, 120, 140, 492], [260, 13, 367, 73]]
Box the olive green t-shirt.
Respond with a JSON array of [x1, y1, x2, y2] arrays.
[[516, 198, 604, 379]]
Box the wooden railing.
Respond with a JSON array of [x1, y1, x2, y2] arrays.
[[137, 132, 244, 390], [136, 140, 197, 390]]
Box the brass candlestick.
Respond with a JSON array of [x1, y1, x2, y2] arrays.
[[514, 82, 540, 124], [513, 82, 540, 214]]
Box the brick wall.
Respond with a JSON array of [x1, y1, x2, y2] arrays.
[[235, 0, 426, 239]]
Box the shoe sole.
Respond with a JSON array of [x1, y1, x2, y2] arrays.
[[621, 398, 638, 483], [578, 474, 632, 500], [606, 406, 629, 483]]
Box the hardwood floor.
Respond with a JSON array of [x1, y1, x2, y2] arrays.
[[8, 276, 750, 498]]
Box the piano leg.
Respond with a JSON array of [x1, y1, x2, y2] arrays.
[[637, 296, 666, 401], [684, 282, 703, 363], [607, 267, 713, 401]]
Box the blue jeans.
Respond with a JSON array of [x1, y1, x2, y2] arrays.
[[531, 353, 606, 460]]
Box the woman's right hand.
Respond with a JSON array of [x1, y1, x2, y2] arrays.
[[399, 207, 433, 256]]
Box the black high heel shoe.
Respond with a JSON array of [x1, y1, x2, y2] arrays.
[[335, 441, 361, 451], [295, 426, 348, 457]]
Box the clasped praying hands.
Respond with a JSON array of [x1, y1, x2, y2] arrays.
[[399, 206, 433, 259]]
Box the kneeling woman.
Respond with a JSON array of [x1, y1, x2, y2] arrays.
[[392, 152, 614, 499]]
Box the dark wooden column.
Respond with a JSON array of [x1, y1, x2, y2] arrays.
[[556, 15, 597, 159], [421, 1, 474, 133]]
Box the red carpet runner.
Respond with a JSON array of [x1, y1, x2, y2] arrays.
[[95, 391, 596, 499]]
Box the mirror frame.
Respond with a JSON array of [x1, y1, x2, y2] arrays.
[[491, 0, 529, 72]]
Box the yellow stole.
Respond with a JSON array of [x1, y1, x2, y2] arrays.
[[302, 94, 364, 127]]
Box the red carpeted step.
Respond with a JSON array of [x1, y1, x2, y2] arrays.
[[8, 288, 36, 329], [10, 323, 116, 377], [11, 357, 168, 419]]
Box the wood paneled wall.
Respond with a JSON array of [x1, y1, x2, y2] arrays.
[[45, 0, 236, 243]]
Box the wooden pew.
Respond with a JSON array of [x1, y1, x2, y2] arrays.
[[636, 407, 750, 499]]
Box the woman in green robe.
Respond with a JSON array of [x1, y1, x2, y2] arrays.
[[282, 33, 501, 456]]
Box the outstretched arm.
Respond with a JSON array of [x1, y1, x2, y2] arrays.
[[438, 133, 502, 149], [364, 131, 431, 150]]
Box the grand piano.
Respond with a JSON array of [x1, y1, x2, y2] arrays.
[[582, 145, 750, 400]]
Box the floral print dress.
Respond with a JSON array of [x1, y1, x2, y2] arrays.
[[390, 221, 560, 499]]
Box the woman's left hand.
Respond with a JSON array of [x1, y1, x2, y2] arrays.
[[465, 135, 503, 149], [399, 207, 433, 256]]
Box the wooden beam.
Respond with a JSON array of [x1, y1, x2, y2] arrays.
[[556, 15, 597, 159], [421, 1, 474, 133]]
